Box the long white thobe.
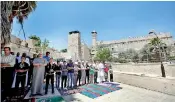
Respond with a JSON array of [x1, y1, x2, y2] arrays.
[[97, 63, 105, 83]]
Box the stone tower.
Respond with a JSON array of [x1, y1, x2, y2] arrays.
[[68, 31, 81, 61], [92, 30, 97, 48], [91, 30, 97, 59]]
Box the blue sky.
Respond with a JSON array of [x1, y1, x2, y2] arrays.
[[12, 1, 175, 50]]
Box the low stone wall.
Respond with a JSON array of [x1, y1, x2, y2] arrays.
[[112, 63, 175, 77], [113, 72, 175, 96]]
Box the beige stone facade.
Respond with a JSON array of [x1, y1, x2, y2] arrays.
[[2, 35, 61, 59], [68, 31, 82, 61], [91, 30, 175, 58], [81, 43, 91, 61], [2, 35, 36, 57]]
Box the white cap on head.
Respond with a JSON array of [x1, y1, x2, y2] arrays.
[[75, 62, 78, 65]]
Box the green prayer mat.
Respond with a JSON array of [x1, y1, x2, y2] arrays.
[[34, 96, 65, 102]]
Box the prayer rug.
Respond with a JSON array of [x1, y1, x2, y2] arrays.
[[58, 88, 83, 96], [80, 82, 122, 99], [24, 88, 61, 99], [33, 96, 65, 102]]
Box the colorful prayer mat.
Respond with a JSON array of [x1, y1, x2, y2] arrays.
[[33, 96, 65, 102], [58, 88, 83, 96], [80, 82, 122, 99]]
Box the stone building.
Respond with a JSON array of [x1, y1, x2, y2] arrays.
[[91, 30, 174, 58], [81, 43, 91, 61], [1, 35, 61, 59], [1, 35, 37, 57], [91, 30, 98, 59], [68, 31, 82, 61]]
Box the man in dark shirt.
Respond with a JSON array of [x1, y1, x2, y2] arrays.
[[54, 61, 62, 89], [85, 62, 90, 84], [45, 58, 55, 94], [67, 60, 74, 89], [16, 52, 21, 64], [61, 61, 68, 89], [15, 56, 29, 95]]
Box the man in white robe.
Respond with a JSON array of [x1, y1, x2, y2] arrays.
[[97, 61, 105, 83]]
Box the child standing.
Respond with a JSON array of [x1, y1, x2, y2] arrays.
[[15, 56, 29, 96], [45, 58, 55, 94]]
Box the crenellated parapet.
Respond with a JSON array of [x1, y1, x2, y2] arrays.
[[96, 32, 173, 45]]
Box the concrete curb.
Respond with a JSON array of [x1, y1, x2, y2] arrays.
[[113, 72, 175, 96]]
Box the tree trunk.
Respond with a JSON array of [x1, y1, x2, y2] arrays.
[[1, 1, 14, 45]]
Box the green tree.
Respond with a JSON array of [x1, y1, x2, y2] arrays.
[[95, 48, 111, 62], [117, 49, 139, 62], [139, 44, 152, 62], [148, 37, 167, 62], [1, 1, 37, 45], [60, 49, 67, 53], [29, 35, 41, 53]]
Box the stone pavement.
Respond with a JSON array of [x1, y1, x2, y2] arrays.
[[62, 82, 175, 102]]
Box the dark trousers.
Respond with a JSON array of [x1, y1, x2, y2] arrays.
[[27, 68, 33, 86], [85, 73, 89, 84], [1, 68, 14, 101], [61, 76, 67, 88], [77, 74, 81, 86], [94, 72, 98, 83], [15, 75, 26, 94], [110, 74, 113, 82], [45, 75, 54, 94]]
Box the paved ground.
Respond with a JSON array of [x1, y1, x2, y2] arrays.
[[62, 82, 175, 102]]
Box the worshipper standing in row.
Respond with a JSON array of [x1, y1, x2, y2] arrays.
[[81, 61, 86, 85], [67, 60, 74, 89], [43, 52, 50, 80], [89, 63, 95, 84], [85, 62, 90, 84], [97, 61, 105, 83], [77, 62, 82, 86], [15, 56, 29, 96], [55, 61, 62, 89], [74, 62, 79, 88], [104, 63, 109, 82], [43, 52, 50, 62], [61, 61, 68, 89], [12, 52, 30, 89], [1, 47, 16, 101], [93, 62, 98, 83], [109, 64, 113, 82], [16, 52, 21, 64], [45, 58, 55, 94], [27, 54, 37, 87], [31, 53, 47, 96]]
